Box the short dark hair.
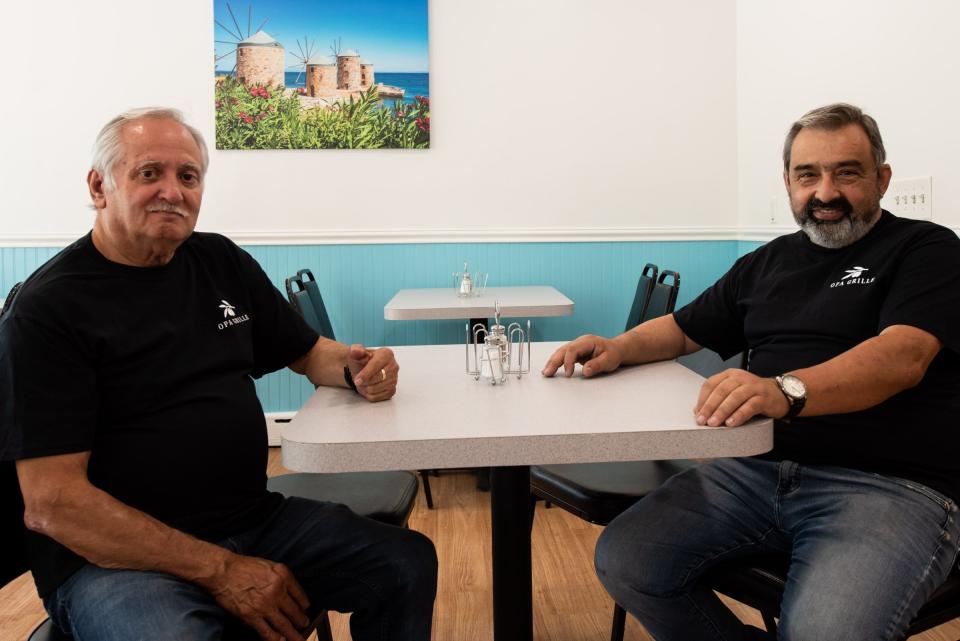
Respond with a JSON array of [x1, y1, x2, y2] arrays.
[[783, 103, 886, 172]]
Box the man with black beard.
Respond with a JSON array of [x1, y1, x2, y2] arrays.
[[543, 103, 960, 640]]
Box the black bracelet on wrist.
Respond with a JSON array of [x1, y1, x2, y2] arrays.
[[343, 366, 358, 392]]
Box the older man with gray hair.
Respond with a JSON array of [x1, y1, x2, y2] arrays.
[[0, 107, 437, 641], [544, 103, 960, 640]]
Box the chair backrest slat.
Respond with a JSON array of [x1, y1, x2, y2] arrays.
[[285, 275, 324, 334], [640, 270, 680, 323], [624, 264, 658, 331], [296, 270, 336, 341]]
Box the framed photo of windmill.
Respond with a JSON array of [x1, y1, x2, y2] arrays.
[[214, 0, 429, 150]]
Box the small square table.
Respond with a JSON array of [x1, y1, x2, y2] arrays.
[[383, 286, 574, 321], [282, 342, 772, 641]]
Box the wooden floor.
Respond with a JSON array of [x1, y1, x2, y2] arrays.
[[3, 451, 959, 640]]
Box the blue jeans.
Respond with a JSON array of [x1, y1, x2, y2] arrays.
[[594, 458, 960, 641], [44, 496, 438, 641]]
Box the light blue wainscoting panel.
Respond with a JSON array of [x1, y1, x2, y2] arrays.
[[1, 240, 741, 413], [246, 241, 740, 411], [737, 241, 766, 258], [1, 247, 66, 296]]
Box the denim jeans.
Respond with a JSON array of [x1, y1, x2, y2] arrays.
[[594, 457, 960, 641], [44, 496, 438, 641]]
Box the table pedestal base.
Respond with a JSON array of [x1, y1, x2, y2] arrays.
[[491, 465, 533, 641]]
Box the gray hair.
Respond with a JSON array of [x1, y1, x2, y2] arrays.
[[91, 107, 209, 191], [782, 103, 886, 173]]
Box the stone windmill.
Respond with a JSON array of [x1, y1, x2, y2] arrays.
[[216, 2, 283, 88]]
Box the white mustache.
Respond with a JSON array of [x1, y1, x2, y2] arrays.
[[146, 203, 189, 217]]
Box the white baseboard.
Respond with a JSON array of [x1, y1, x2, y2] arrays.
[[265, 411, 297, 447]]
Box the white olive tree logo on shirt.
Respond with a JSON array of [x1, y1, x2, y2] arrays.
[[216, 300, 250, 331], [841, 266, 869, 280]]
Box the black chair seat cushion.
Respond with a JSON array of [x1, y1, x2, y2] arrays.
[[530, 460, 697, 526], [28, 619, 72, 641], [912, 569, 960, 632], [267, 471, 418, 527], [704, 554, 960, 636], [704, 554, 790, 617]]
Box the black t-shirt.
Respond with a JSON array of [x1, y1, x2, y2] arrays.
[[0, 232, 318, 596], [674, 211, 960, 502]]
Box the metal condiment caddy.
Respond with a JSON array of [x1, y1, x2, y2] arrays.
[[465, 301, 531, 384]]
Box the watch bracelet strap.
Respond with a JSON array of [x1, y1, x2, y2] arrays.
[[343, 366, 358, 392]]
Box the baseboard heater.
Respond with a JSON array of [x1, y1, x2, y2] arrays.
[[264, 411, 297, 447]]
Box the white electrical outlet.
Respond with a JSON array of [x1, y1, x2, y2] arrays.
[[883, 176, 932, 220]]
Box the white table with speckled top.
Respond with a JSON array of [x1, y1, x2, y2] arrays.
[[282, 342, 773, 641], [383, 286, 574, 321]]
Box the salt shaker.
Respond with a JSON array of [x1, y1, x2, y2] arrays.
[[458, 262, 473, 297]]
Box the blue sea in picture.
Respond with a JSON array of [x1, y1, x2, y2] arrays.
[[215, 71, 429, 108]]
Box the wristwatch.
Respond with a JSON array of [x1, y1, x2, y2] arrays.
[[343, 366, 359, 393], [774, 374, 807, 422]]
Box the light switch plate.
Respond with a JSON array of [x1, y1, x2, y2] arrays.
[[884, 176, 932, 220]]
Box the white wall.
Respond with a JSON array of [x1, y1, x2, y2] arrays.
[[0, 0, 738, 245], [737, 0, 960, 233]]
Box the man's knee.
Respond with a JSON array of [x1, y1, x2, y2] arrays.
[[595, 512, 677, 602], [389, 528, 438, 594]]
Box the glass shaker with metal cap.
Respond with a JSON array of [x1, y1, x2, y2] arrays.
[[458, 262, 473, 297]]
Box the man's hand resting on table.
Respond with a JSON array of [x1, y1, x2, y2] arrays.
[[694, 368, 789, 428], [541, 335, 625, 378], [347, 344, 400, 402], [540, 330, 785, 429]]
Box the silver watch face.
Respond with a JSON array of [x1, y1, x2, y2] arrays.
[[781, 374, 806, 398]]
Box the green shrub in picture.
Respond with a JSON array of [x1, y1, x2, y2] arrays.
[[215, 77, 430, 150]]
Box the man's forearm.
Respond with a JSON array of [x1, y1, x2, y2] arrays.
[[612, 314, 701, 366], [19, 453, 312, 639], [790, 324, 940, 417], [288, 336, 351, 388], [18, 456, 232, 589]]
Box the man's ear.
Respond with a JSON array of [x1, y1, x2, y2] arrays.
[[877, 164, 892, 197], [782, 170, 791, 195], [87, 169, 107, 210]]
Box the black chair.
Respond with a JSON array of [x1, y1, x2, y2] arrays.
[[639, 269, 680, 324], [287, 269, 335, 340], [283, 269, 435, 510], [624, 264, 658, 330], [285, 273, 326, 337], [704, 553, 960, 640], [266, 471, 417, 528]]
